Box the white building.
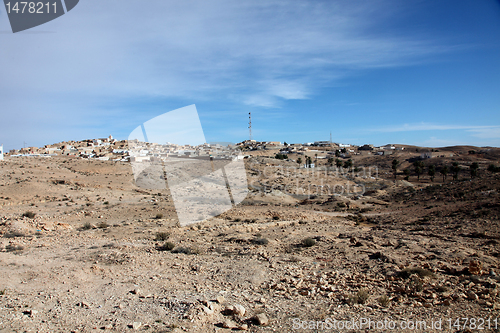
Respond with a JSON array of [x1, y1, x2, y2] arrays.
[[0, 145, 3, 161]]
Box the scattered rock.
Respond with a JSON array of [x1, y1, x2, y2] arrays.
[[238, 323, 248, 330], [234, 304, 246, 316], [252, 313, 269, 326], [222, 319, 238, 329], [467, 291, 478, 301]]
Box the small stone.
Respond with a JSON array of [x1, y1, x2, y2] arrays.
[[131, 289, 140, 295], [224, 305, 235, 315], [253, 313, 269, 326], [24, 309, 38, 317], [238, 323, 248, 330], [222, 319, 237, 329], [202, 306, 214, 315], [234, 304, 245, 316], [216, 295, 225, 304], [467, 291, 478, 301], [132, 322, 141, 330]]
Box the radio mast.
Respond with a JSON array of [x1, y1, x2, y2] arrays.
[[249, 112, 252, 141]]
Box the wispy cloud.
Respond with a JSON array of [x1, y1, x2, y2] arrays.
[[466, 127, 500, 139], [372, 123, 500, 133], [0, 0, 456, 107]]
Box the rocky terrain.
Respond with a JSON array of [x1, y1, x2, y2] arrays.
[[0, 149, 499, 332]]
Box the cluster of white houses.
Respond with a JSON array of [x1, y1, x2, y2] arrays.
[[4, 136, 422, 163], [6, 136, 242, 162], [237, 140, 405, 156]]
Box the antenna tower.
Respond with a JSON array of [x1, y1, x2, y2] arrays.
[[248, 112, 252, 141]]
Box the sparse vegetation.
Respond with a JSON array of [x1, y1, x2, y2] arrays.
[[97, 221, 108, 229], [5, 244, 24, 252], [350, 288, 370, 304], [3, 230, 25, 238], [378, 295, 390, 307], [275, 153, 288, 160], [398, 267, 435, 279], [302, 237, 316, 247], [82, 222, 92, 230], [22, 211, 36, 219], [252, 238, 269, 245], [487, 164, 500, 173], [155, 232, 170, 241], [157, 241, 176, 251], [171, 246, 201, 255]]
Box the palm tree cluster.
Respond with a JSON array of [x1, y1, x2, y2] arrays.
[[394, 160, 486, 182]]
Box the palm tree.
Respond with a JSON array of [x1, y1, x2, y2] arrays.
[[451, 162, 460, 180], [413, 160, 424, 181], [428, 165, 436, 182], [344, 159, 353, 170], [440, 165, 449, 182], [470, 162, 479, 178], [403, 168, 411, 181], [335, 158, 343, 168], [306, 156, 312, 168], [392, 159, 399, 180]]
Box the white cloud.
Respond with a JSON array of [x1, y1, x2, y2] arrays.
[[467, 127, 500, 139], [0, 0, 456, 106], [373, 123, 500, 133]]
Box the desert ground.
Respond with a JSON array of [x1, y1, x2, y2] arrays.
[[1, 147, 500, 332]]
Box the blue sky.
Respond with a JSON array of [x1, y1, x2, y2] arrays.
[[1, 0, 499, 150]]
